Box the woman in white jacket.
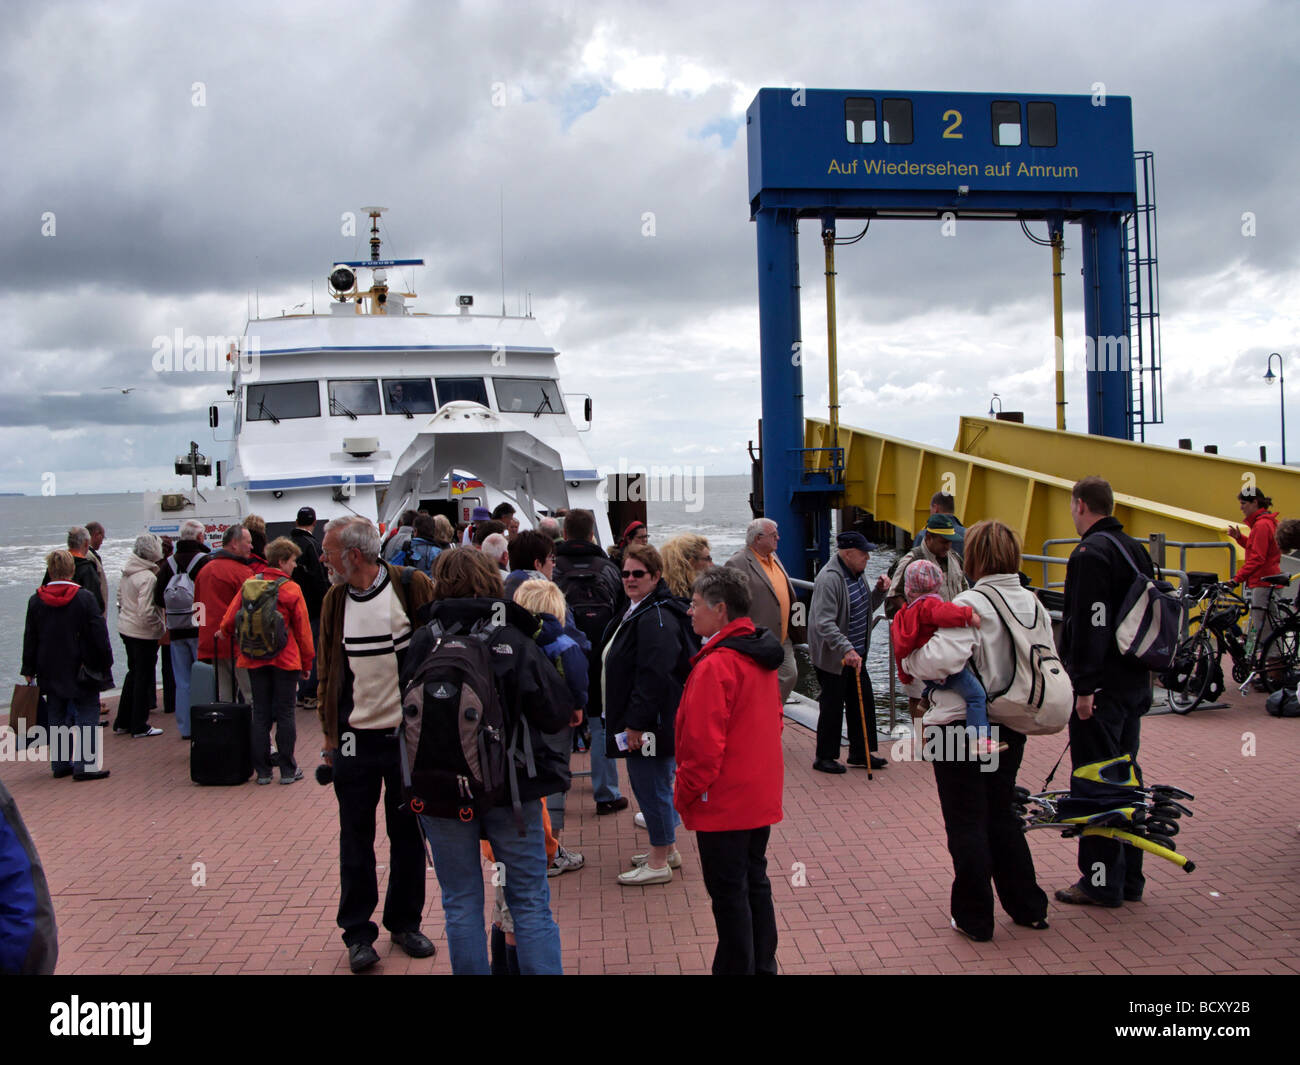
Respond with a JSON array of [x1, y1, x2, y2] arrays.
[[901, 520, 1049, 942], [113, 534, 166, 738]]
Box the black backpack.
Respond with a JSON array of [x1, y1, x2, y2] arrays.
[[398, 618, 535, 827], [554, 557, 618, 648]]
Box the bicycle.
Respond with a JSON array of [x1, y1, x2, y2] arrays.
[[1161, 574, 1299, 713]]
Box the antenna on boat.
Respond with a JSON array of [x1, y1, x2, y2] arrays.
[[360, 206, 388, 260], [499, 187, 506, 317]]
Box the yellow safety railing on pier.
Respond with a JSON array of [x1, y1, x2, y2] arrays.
[[955, 416, 1300, 523], [805, 417, 1242, 581]]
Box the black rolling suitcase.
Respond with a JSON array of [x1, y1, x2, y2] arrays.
[[190, 656, 252, 786]]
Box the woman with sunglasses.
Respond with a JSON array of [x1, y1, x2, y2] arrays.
[[601, 542, 697, 884]]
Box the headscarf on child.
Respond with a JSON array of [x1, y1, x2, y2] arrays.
[[903, 558, 944, 602]]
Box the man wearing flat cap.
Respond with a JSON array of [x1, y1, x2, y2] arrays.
[[808, 531, 890, 774]]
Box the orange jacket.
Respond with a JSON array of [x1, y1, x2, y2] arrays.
[[217, 574, 315, 673]]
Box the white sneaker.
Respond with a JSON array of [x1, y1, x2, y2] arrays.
[[132, 727, 163, 738], [634, 811, 647, 829], [617, 862, 672, 885], [630, 850, 681, 869]]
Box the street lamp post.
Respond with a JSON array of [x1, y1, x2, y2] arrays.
[[988, 393, 1002, 418], [1264, 353, 1286, 466]]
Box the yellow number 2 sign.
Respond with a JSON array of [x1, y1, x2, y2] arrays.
[[942, 109, 964, 139]]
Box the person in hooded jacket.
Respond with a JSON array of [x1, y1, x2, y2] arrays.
[[675, 566, 784, 975], [113, 534, 166, 738], [22, 550, 114, 780], [405, 548, 573, 975], [602, 542, 697, 885]]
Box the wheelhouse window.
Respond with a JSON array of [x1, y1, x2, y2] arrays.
[[327, 379, 381, 418], [992, 101, 1022, 146], [434, 376, 490, 407], [493, 377, 565, 415], [1027, 101, 1057, 147], [882, 98, 913, 144], [383, 377, 437, 416], [845, 97, 877, 144], [246, 380, 320, 421]]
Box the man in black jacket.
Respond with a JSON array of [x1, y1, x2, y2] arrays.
[[1057, 476, 1154, 909], [290, 507, 328, 709], [41, 527, 105, 614], [552, 508, 628, 814]]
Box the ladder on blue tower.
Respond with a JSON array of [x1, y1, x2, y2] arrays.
[[1126, 150, 1163, 441]]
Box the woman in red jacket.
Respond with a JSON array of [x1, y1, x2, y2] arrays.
[[674, 566, 784, 975], [1229, 486, 1281, 675], [218, 537, 314, 785]]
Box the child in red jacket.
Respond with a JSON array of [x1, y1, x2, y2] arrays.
[[891, 560, 1004, 755]]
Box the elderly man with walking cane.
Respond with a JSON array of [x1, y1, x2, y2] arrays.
[[808, 532, 890, 774]]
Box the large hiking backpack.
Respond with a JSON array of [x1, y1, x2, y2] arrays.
[[399, 619, 531, 825], [554, 559, 617, 647], [395, 537, 441, 575], [968, 585, 1072, 736], [1093, 532, 1183, 672], [234, 577, 289, 659], [163, 553, 204, 630]]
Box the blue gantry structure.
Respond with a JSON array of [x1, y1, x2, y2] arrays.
[[747, 88, 1153, 575]]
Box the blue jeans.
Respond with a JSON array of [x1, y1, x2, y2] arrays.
[[588, 715, 622, 804], [46, 694, 101, 774], [625, 755, 679, 847], [419, 803, 562, 975], [170, 637, 199, 738], [931, 665, 989, 736]]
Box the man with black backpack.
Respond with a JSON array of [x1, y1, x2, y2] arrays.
[[552, 508, 629, 814], [1057, 475, 1155, 910], [401, 548, 574, 974]]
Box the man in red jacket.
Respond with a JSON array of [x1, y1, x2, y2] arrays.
[[675, 566, 784, 975], [194, 525, 255, 702]]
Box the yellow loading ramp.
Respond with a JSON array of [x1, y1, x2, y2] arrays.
[[805, 417, 1241, 583], [955, 416, 1300, 525]]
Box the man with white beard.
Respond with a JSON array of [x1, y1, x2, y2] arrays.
[[316, 516, 438, 974]]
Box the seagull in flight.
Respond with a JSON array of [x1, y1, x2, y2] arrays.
[[100, 386, 136, 394]]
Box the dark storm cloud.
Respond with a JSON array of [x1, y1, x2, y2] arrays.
[[0, 0, 1296, 485]]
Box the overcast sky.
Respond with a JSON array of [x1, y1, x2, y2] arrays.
[[2, 0, 1297, 497]]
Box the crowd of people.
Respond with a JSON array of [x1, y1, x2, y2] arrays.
[[10, 476, 1293, 975]]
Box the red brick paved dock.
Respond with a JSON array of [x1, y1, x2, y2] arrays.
[[4, 688, 1298, 975]]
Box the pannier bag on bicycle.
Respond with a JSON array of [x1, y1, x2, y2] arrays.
[[1095, 532, 1184, 671]]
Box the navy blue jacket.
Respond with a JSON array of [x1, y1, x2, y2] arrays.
[[0, 779, 57, 974]]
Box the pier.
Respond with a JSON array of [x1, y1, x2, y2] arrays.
[[4, 685, 1296, 975]]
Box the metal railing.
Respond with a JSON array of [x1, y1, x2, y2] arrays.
[[1040, 536, 1236, 585]]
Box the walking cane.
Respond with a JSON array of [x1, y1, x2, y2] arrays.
[[845, 654, 872, 780]]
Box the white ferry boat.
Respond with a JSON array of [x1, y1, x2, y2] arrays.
[[145, 209, 613, 546]]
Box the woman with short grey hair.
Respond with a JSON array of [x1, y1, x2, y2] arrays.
[[113, 533, 166, 737]]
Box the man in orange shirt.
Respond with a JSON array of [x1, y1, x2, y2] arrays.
[[726, 518, 802, 702]]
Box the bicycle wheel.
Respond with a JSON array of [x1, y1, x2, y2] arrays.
[[1258, 618, 1300, 691], [1165, 632, 1215, 713]]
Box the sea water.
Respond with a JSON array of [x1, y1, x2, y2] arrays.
[[0, 479, 901, 712]]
